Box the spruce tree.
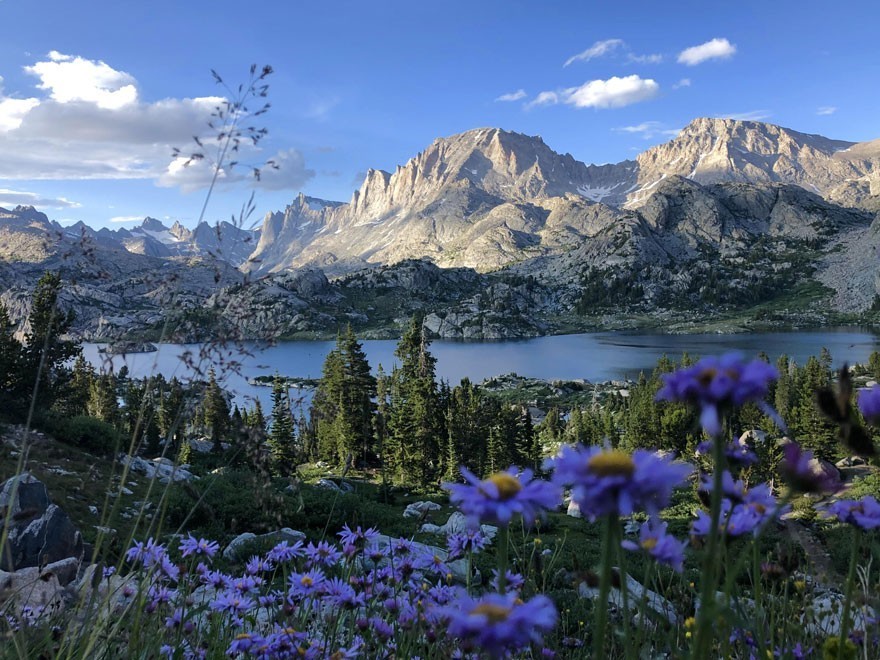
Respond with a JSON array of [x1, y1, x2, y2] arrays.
[[202, 369, 230, 453], [22, 272, 79, 407], [0, 304, 22, 412], [87, 375, 119, 424], [268, 377, 297, 475], [388, 317, 442, 486]]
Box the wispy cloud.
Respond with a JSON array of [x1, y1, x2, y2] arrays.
[[672, 78, 692, 89], [627, 53, 663, 64], [563, 38, 624, 67], [495, 89, 527, 102], [817, 106, 837, 116], [721, 110, 772, 121], [613, 121, 681, 140], [0, 187, 80, 209], [677, 38, 736, 66], [530, 75, 660, 110], [109, 215, 143, 223]]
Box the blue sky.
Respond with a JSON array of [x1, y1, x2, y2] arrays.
[[0, 0, 878, 229]]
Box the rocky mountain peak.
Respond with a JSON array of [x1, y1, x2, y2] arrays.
[[140, 217, 168, 233]]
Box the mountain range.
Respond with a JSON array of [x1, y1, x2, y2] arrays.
[[2, 116, 879, 340]]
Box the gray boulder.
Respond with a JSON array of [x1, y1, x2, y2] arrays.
[[223, 528, 307, 561], [403, 501, 442, 518], [0, 473, 83, 571]]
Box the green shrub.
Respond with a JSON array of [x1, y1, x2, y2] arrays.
[[43, 414, 123, 455], [165, 471, 416, 542]]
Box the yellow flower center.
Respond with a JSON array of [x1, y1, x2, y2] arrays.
[[301, 576, 313, 587], [486, 473, 523, 500], [471, 603, 512, 623], [587, 450, 636, 477], [640, 537, 658, 551], [235, 633, 252, 641]]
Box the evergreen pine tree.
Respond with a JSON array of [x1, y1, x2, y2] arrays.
[[202, 369, 230, 453], [388, 317, 442, 486], [87, 375, 118, 424], [0, 304, 23, 412], [22, 272, 79, 407], [268, 377, 297, 475]]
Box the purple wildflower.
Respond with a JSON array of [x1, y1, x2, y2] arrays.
[[656, 353, 778, 436], [304, 540, 342, 568], [446, 592, 558, 658], [338, 523, 380, 549], [859, 385, 880, 424], [781, 442, 842, 494], [125, 537, 166, 567], [444, 466, 561, 526], [178, 534, 219, 560], [209, 590, 253, 617], [824, 496, 880, 530], [692, 482, 786, 538], [447, 529, 488, 560], [245, 555, 273, 575], [287, 568, 326, 600], [266, 540, 304, 564], [489, 570, 525, 593], [621, 520, 686, 572], [549, 445, 690, 520]]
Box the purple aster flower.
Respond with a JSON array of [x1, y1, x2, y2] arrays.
[[164, 607, 184, 629], [266, 540, 304, 564], [102, 566, 116, 579], [824, 496, 880, 530], [621, 520, 686, 572], [245, 555, 273, 575], [304, 540, 343, 568], [415, 551, 451, 577], [781, 442, 842, 494], [227, 633, 265, 655], [178, 534, 219, 560], [209, 590, 253, 617], [232, 575, 263, 594], [324, 576, 365, 609], [656, 353, 778, 436], [338, 523, 380, 549], [125, 537, 166, 567], [287, 568, 326, 600], [444, 466, 561, 527], [859, 385, 880, 424], [446, 592, 557, 658], [549, 445, 690, 520], [692, 482, 786, 538], [447, 529, 488, 560], [489, 570, 525, 593], [147, 585, 177, 609], [202, 569, 232, 590]]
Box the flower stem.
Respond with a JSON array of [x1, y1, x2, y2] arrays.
[[693, 436, 726, 658], [838, 527, 861, 660], [497, 525, 510, 594], [594, 514, 617, 660]]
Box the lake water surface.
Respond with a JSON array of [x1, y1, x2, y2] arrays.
[[82, 327, 879, 408]]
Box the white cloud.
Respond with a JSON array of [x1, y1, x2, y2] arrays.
[[532, 75, 659, 110], [495, 89, 527, 102], [109, 215, 143, 223], [158, 147, 314, 193], [0, 52, 311, 194], [817, 106, 837, 116], [564, 39, 624, 67], [250, 148, 316, 191], [25, 51, 138, 110], [722, 110, 772, 121], [614, 121, 682, 139], [673, 78, 692, 89], [0, 188, 80, 209], [677, 38, 736, 66], [526, 91, 560, 109]]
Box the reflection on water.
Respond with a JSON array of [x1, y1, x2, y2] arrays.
[[82, 327, 879, 409]]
